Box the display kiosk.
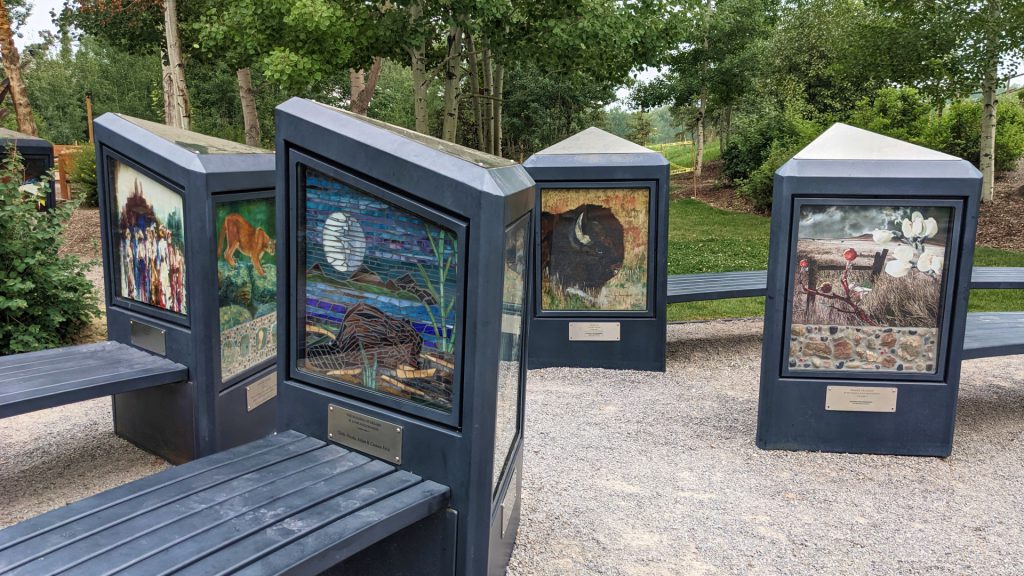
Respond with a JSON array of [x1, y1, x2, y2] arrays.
[[523, 127, 669, 371], [756, 124, 981, 456], [274, 98, 534, 574], [0, 127, 55, 209], [95, 114, 278, 463]]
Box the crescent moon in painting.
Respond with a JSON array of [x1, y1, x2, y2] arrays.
[[322, 212, 366, 273]]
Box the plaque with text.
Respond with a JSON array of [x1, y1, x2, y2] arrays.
[[245, 372, 277, 411], [825, 386, 898, 413], [130, 320, 166, 355], [327, 404, 403, 463], [568, 322, 621, 342]]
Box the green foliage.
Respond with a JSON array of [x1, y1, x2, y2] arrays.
[[0, 150, 99, 354], [848, 87, 932, 143], [736, 112, 821, 212], [921, 99, 1024, 171], [626, 111, 655, 145], [68, 144, 98, 207], [648, 140, 721, 173]]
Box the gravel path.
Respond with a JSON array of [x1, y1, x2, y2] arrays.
[[2, 319, 1023, 575]]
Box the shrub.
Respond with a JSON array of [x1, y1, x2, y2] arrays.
[[848, 87, 932, 143], [0, 149, 99, 354], [731, 111, 822, 212], [922, 98, 1024, 172], [68, 143, 98, 207]]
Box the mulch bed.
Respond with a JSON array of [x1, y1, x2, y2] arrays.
[[673, 159, 1024, 252]]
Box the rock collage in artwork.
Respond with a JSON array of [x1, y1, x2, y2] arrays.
[[540, 188, 648, 311], [217, 197, 277, 382], [299, 168, 458, 412], [114, 160, 187, 314], [788, 204, 952, 373]]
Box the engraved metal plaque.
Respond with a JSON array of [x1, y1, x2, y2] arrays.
[[130, 320, 166, 355], [568, 322, 621, 342], [825, 386, 898, 413], [501, 469, 519, 538], [246, 372, 277, 412], [327, 404, 403, 464]]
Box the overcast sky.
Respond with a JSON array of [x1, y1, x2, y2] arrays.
[[17, 0, 62, 49]]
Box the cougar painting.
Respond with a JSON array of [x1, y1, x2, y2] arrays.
[[218, 213, 275, 276]]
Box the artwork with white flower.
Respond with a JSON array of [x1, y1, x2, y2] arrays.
[[788, 204, 953, 374]]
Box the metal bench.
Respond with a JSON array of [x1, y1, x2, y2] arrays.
[[962, 312, 1024, 360], [0, 341, 187, 418], [666, 266, 1022, 304], [0, 430, 450, 576]]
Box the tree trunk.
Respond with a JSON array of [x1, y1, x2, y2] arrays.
[[440, 27, 463, 142], [980, 67, 997, 203], [694, 91, 706, 182], [492, 64, 503, 157], [161, 60, 175, 127], [236, 67, 261, 146], [163, 0, 191, 130], [466, 35, 485, 151], [721, 106, 731, 151], [349, 58, 383, 116], [0, 0, 36, 136], [482, 50, 493, 154], [410, 46, 429, 134]]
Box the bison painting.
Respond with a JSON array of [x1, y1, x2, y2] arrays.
[[540, 203, 626, 302]]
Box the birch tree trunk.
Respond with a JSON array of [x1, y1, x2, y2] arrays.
[[409, 45, 429, 134], [492, 64, 503, 157], [440, 27, 463, 142], [163, 0, 191, 130], [466, 35, 485, 151], [694, 91, 706, 182], [349, 58, 383, 116], [0, 0, 36, 136], [979, 66, 998, 203], [161, 60, 175, 127], [482, 50, 493, 153], [236, 67, 261, 146]]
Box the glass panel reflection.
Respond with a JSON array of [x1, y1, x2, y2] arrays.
[[494, 215, 528, 491]]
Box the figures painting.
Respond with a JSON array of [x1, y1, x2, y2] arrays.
[[540, 188, 649, 311], [113, 160, 187, 314], [788, 204, 953, 373], [217, 198, 277, 382], [299, 168, 458, 413]]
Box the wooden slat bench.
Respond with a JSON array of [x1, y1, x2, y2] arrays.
[[0, 341, 188, 418], [962, 312, 1024, 360], [0, 430, 450, 576], [666, 267, 1022, 304]]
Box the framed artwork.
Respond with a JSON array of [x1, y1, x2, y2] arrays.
[[216, 196, 277, 383], [112, 159, 187, 315], [539, 187, 649, 311], [787, 202, 955, 375], [493, 215, 529, 493], [297, 166, 461, 415]]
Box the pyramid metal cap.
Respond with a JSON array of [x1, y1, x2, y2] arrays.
[[534, 126, 656, 155], [794, 123, 959, 161]]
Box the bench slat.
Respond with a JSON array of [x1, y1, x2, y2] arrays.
[[233, 480, 451, 576], [0, 341, 120, 369], [172, 471, 425, 576], [0, 437, 325, 572], [0, 430, 307, 551], [102, 453, 382, 576], [969, 267, 1024, 289], [963, 312, 1024, 360], [0, 344, 155, 384], [14, 447, 365, 576]]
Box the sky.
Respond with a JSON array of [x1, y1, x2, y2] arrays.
[[16, 0, 62, 49]]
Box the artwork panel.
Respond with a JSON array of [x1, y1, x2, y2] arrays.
[[112, 159, 187, 314], [217, 197, 278, 382], [787, 204, 954, 374], [540, 188, 649, 311], [493, 216, 528, 492], [298, 168, 458, 414]]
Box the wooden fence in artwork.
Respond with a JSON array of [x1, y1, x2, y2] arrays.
[[803, 248, 889, 309]]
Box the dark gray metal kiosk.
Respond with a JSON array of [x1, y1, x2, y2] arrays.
[[0, 127, 55, 209], [95, 114, 279, 463], [275, 98, 533, 575], [757, 124, 981, 457], [523, 127, 669, 371]]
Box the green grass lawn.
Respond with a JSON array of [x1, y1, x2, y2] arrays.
[[648, 140, 722, 173], [666, 198, 1024, 322]]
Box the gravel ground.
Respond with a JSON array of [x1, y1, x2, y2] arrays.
[[2, 319, 1023, 575]]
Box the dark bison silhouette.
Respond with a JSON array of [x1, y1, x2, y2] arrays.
[[540, 203, 625, 295]]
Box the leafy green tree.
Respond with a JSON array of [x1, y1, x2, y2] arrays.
[[626, 110, 655, 145], [0, 149, 99, 353]]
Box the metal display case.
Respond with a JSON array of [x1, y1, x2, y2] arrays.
[[0, 127, 55, 209], [523, 127, 669, 371], [95, 114, 278, 463], [756, 123, 982, 456], [274, 98, 534, 575]]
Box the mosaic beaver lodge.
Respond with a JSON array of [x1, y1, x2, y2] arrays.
[[306, 303, 422, 371]]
